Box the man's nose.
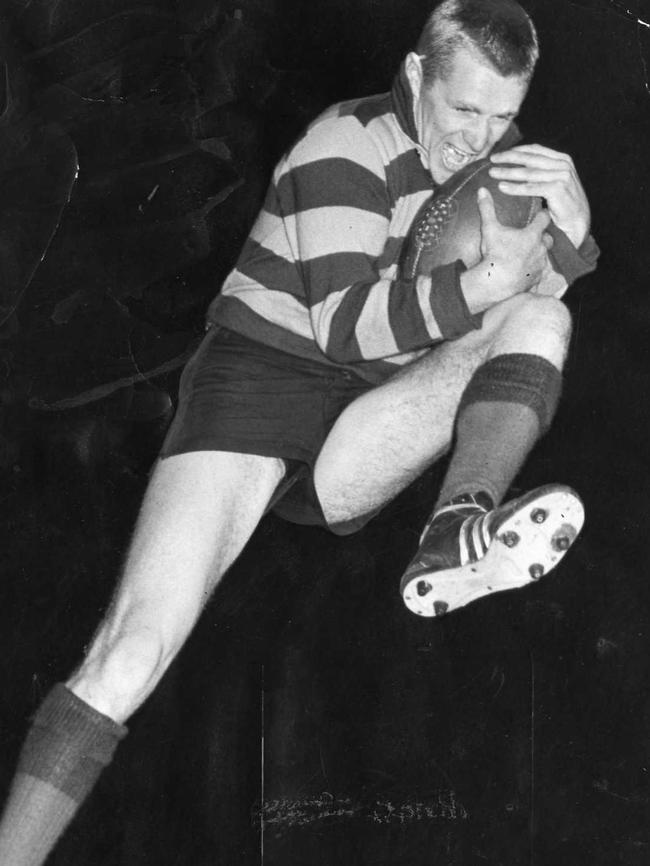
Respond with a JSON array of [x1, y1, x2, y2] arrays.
[[463, 118, 490, 153]]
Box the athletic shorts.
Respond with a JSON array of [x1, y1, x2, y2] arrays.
[[159, 325, 376, 535]]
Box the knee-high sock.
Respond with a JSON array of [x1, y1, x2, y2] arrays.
[[0, 684, 127, 866], [436, 353, 563, 509]]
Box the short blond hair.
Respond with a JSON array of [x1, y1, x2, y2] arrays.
[[417, 0, 539, 84]]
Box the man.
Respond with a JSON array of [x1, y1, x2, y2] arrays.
[[0, 0, 598, 862]]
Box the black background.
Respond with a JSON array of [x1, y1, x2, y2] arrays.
[[0, 0, 649, 863]]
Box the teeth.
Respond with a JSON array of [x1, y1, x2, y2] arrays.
[[442, 143, 472, 168]]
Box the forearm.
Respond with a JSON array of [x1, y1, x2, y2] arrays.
[[312, 262, 482, 363]]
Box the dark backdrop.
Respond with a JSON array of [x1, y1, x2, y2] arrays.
[[0, 1, 649, 864]]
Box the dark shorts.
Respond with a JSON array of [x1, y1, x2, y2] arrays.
[[160, 325, 375, 534]]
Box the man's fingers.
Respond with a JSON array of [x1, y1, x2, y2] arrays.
[[542, 231, 554, 250], [507, 143, 571, 161], [529, 209, 552, 234], [490, 166, 573, 184], [496, 179, 571, 201], [491, 145, 573, 168], [477, 186, 497, 224], [476, 187, 499, 252]]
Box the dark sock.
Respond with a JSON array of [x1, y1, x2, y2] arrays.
[[0, 684, 127, 866], [436, 353, 562, 510]]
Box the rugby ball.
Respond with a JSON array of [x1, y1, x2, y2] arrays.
[[400, 157, 542, 279]]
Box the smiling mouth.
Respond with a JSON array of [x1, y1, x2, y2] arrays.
[[441, 142, 477, 171]]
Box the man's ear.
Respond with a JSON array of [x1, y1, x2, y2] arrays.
[[404, 51, 423, 100]]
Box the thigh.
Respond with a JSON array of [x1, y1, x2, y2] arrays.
[[131, 450, 285, 591], [314, 334, 488, 526], [69, 449, 285, 721], [314, 293, 570, 527]]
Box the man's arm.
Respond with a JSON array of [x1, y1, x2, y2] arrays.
[[231, 120, 569, 366], [257, 114, 483, 364], [489, 144, 599, 299], [285, 124, 573, 359]]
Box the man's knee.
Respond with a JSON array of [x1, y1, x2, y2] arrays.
[[67, 627, 168, 723], [485, 294, 572, 368], [498, 293, 571, 338]]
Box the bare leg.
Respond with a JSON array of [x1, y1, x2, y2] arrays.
[[315, 294, 571, 525], [0, 451, 285, 866], [68, 450, 285, 721]]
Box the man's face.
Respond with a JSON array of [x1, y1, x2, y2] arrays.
[[406, 47, 529, 184]]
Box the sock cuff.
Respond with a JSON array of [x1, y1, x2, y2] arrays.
[[459, 353, 563, 433], [18, 685, 128, 801], [34, 685, 128, 756]]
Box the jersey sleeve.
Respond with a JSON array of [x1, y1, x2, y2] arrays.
[[267, 115, 481, 364]]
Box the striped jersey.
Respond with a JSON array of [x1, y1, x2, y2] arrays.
[[207, 64, 598, 385]]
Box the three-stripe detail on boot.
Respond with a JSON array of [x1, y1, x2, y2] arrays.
[[423, 499, 492, 566]]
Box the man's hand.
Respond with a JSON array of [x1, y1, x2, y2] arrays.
[[489, 144, 591, 248], [460, 186, 553, 313]]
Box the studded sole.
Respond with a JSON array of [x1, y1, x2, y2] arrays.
[[401, 486, 585, 617]]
